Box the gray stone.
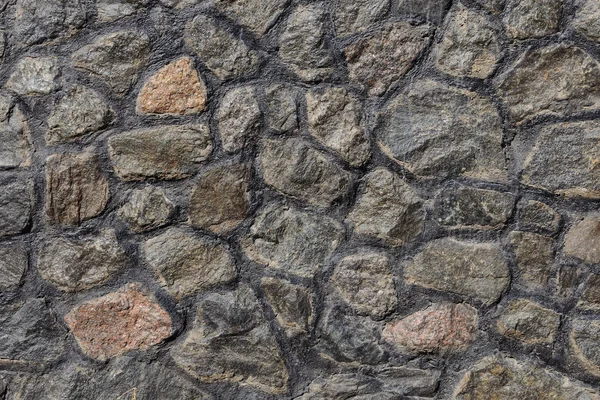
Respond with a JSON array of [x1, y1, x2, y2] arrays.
[[144, 228, 237, 299], [577, 273, 600, 311], [46, 85, 114, 145], [0, 94, 31, 168], [396, 0, 451, 23], [377, 366, 441, 397], [377, 80, 507, 182], [6, 57, 61, 96], [295, 374, 376, 400], [118, 186, 174, 232], [333, 0, 389, 38], [0, 244, 27, 291], [72, 30, 150, 95], [557, 266, 586, 299], [573, 0, 600, 43], [37, 229, 127, 292], [184, 14, 260, 80], [279, 3, 333, 81], [473, 0, 505, 13], [160, 0, 198, 7], [497, 45, 600, 124], [346, 168, 424, 246], [108, 124, 213, 181], [260, 138, 352, 208], [0, 31, 5, 59], [265, 84, 298, 133], [564, 215, 600, 264], [508, 231, 555, 291], [242, 203, 344, 278], [261, 277, 313, 337], [405, 238, 510, 305], [0, 174, 33, 237], [306, 87, 371, 167], [503, 0, 561, 40], [570, 319, 600, 377], [217, 87, 261, 153], [97, 0, 150, 23], [344, 22, 430, 96], [497, 299, 560, 345], [517, 200, 560, 233], [213, 0, 288, 36]]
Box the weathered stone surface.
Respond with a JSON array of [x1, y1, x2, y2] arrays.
[[396, 0, 451, 23], [346, 168, 424, 246], [265, 84, 298, 133], [383, 303, 478, 354], [564, 215, 600, 264], [344, 22, 430, 97], [0, 244, 27, 291], [573, 0, 600, 42], [0, 174, 33, 236], [108, 124, 213, 181], [171, 285, 288, 393], [261, 277, 313, 337], [188, 163, 251, 235], [184, 14, 260, 80], [570, 319, 600, 377], [65, 284, 172, 361], [213, 0, 287, 36], [497, 46, 600, 124], [159, 0, 198, 7], [508, 231, 554, 290], [45, 153, 109, 225], [473, 0, 505, 13], [37, 229, 126, 292], [405, 238, 510, 305], [332, 251, 397, 320], [376, 366, 441, 397], [217, 86, 261, 153], [97, 0, 149, 23], [260, 138, 352, 208], [377, 80, 507, 182], [497, 299, 560, 345], [144, 227, 237, 299], [136, 57, 207, 115], [557, 265, 586, 298], [0, 94, 31, 168], [306, 87, 371, 167], [72, 30, 150, 95], [242, 203, 344, 278], [434, 4, 501, 79], [6, 57, 60, 96], [333, 0, 389, 38], [433, 184, 514, 229], [503, 0, 561, 40], [279, 3, 333, 81], [118, 186, 174, 232], [578, 273, 600, 311], [517, 199, 560, 233], [0, 31, 5, 59]]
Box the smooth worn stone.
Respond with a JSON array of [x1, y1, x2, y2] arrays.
[[217, 86, 261, 153], [570, 319, 600, 377], [0, 244, 27, 291], [45, 152, 109, 225], [261, 277, 313, 337], [97, 0, 150, 23], [108, 124, 213, 181], [6, 57, 61, 96], [332, 251, 397, 320], [136, 57, 207, 115], [333, 0, 389, 38], [396, 0, 451, 23], [573, 0, 600, 42], [509, 231, 555, 291], [46, 85, 114, 145], [279, 3, 333, 81], [37, 229, 127, 292], [172, 285, 288, 394], [377, 80, 507, 182], [260, 138, 352, 208], [434, 3, 501, 79], [344, 22, 430, 97], [346, 168, 424, 246], [213, 0, 287, 36], [0, 174, 33, 236], [497, 299, 560, 345], [144, 227, 237, 299], [265, 84, 298, 133], [0, 94, 31, 168], [405, 238, 510, 305], [503, 0, 561, 40], [118, 186, 175, 232], [72, 30, 150, 95], [497, 45, 600, 124], [188, 163, 251, 235], [383, 303, 478, 354], [306, 87, 371, 167], [242, 203, 344, 278], [517, 199, 560, 233], [65, 284, 172, 361], [184, 14, 260, 80], [578, 273, 600, 311], [453, 354, 600, 399], [564, 215, 600, 264]]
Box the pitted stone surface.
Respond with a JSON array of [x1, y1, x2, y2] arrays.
[[332, 0, 389, 38], [118, 186, 175, 232], [217, 86, 261, 153], [503, 0, 561, 40], [6, 57, 61, 96]]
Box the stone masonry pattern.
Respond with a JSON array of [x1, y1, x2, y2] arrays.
[[2, 0, 600, 398]]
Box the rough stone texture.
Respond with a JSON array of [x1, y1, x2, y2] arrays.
[[344, 22, 430, 97], [118, 186, 175, 232], [405, 238, 510, 305], [45, 152, 110, 225], [517, 199, 560, 233], [570, 319, 600, 377], [332, 0, 389, 38], [503, 0, 561, 40], [577, 273, 600, 311], [508, 231, 555, 291], [572, 0, 600, 42], [564, 215, 600, 264], [265, 84, 298, 133], [97, 0, 149, 23], [64, 284, 172, 361], [213, 0, 287, 36], [0, 94, 31, 168], [473, 0, 505, 13], [396, 0, 451, 23], [0, 244, 27, 291], [217, 86, 261, 153], [0, 174, 33, 236], [6, 57, 61, 96], [261, 277, 313, 338], [108, 124, 213, 181], [497, 299, 560, 345]]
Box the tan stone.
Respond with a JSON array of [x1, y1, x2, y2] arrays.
[[564, 215, 600, 264], [497, 299, 560, 345]]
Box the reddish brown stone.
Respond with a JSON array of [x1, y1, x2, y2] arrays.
[[64, 284, 172, 361]]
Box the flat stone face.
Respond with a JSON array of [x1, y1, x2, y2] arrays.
[[213, 0, 287, 36], [37, 229, 127, 292], [344, 22, 430, 97], [184, 14, 260, 80], [396, 0, 451, 23], [118, 186, 175, 232], [45, 153, 110, 225], [517, 199, 560, 233], [0, 244, 27, 291], [0, 174, 33, 237], [573, 0, 600, 42], [404, 238, 510, 305], [570, 319, 600, 377], [242, 203, 344, 278], [497, 45, 600, 124], [144, 228, 237, 299], [217, 86, 261, 153], [171, 286, 288, 394], [377, 80, 507, 182], [346, 168, 424, 246], [564, 215, 600, 264], [503, 0, 560, 40], [260, 138, 352, 208], [497, 299, 560, 345], [97, 0, 149, 23], [333, 0, 389, 38], [261, 277, 313, 337], [0, 94, 31, 168], [65, 284, 172, 361], [188, 163, 251, 235], [265, 84, 298, 133], [577, 273, 600, 311], [108, 124, 213, 181], [306, 87, 371, 167], [71, 30, 150, 95], [137, 57, 207, 116], [509, 231, 555, 290], [6, 56, 61, 96]]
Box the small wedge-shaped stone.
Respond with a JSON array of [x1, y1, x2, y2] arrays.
[[6, 56, 61, 96], [262, 277, 313, 337], [0, 94, 31, 168], [564, 215, 600, 264], [0, 174, 34, 237], [333, 0, 389, 38], [118, 186, 175, 232], [213, 0, 287, 36]]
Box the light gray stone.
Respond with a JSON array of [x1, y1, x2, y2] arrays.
[[217, 87, 261, 153], [333, 0, 389, 38], [573, 0, 600, 42], [0, 244, 27, 291], [570, 319, 600, 378], [0, 94, 31, 168], [0, 174, 33, 237], [265, 84, 298, 133], [118, 186, 175, 232], [503, 0, 561, 40], [96, 0, 150, 23], [6, 57, 61, 96]]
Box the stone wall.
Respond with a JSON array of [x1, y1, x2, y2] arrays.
[[0, 0, 600, 398]]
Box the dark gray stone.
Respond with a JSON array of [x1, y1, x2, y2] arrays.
[[118, 186, 175, 232], [517, 200, 560, 233], [0, 244, 27, 291], [265, 84, 298, 133], [0, 174, 33, 237], [0, 94, 31, 168], [261, 277, 313, 337], [217, 86, 261, 153], [333, 0, 389, 38], [509, 231, 555, 291], [573, 0, 600, 43], [396, 0, 451, 23], [213, 0, 288, 36]]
